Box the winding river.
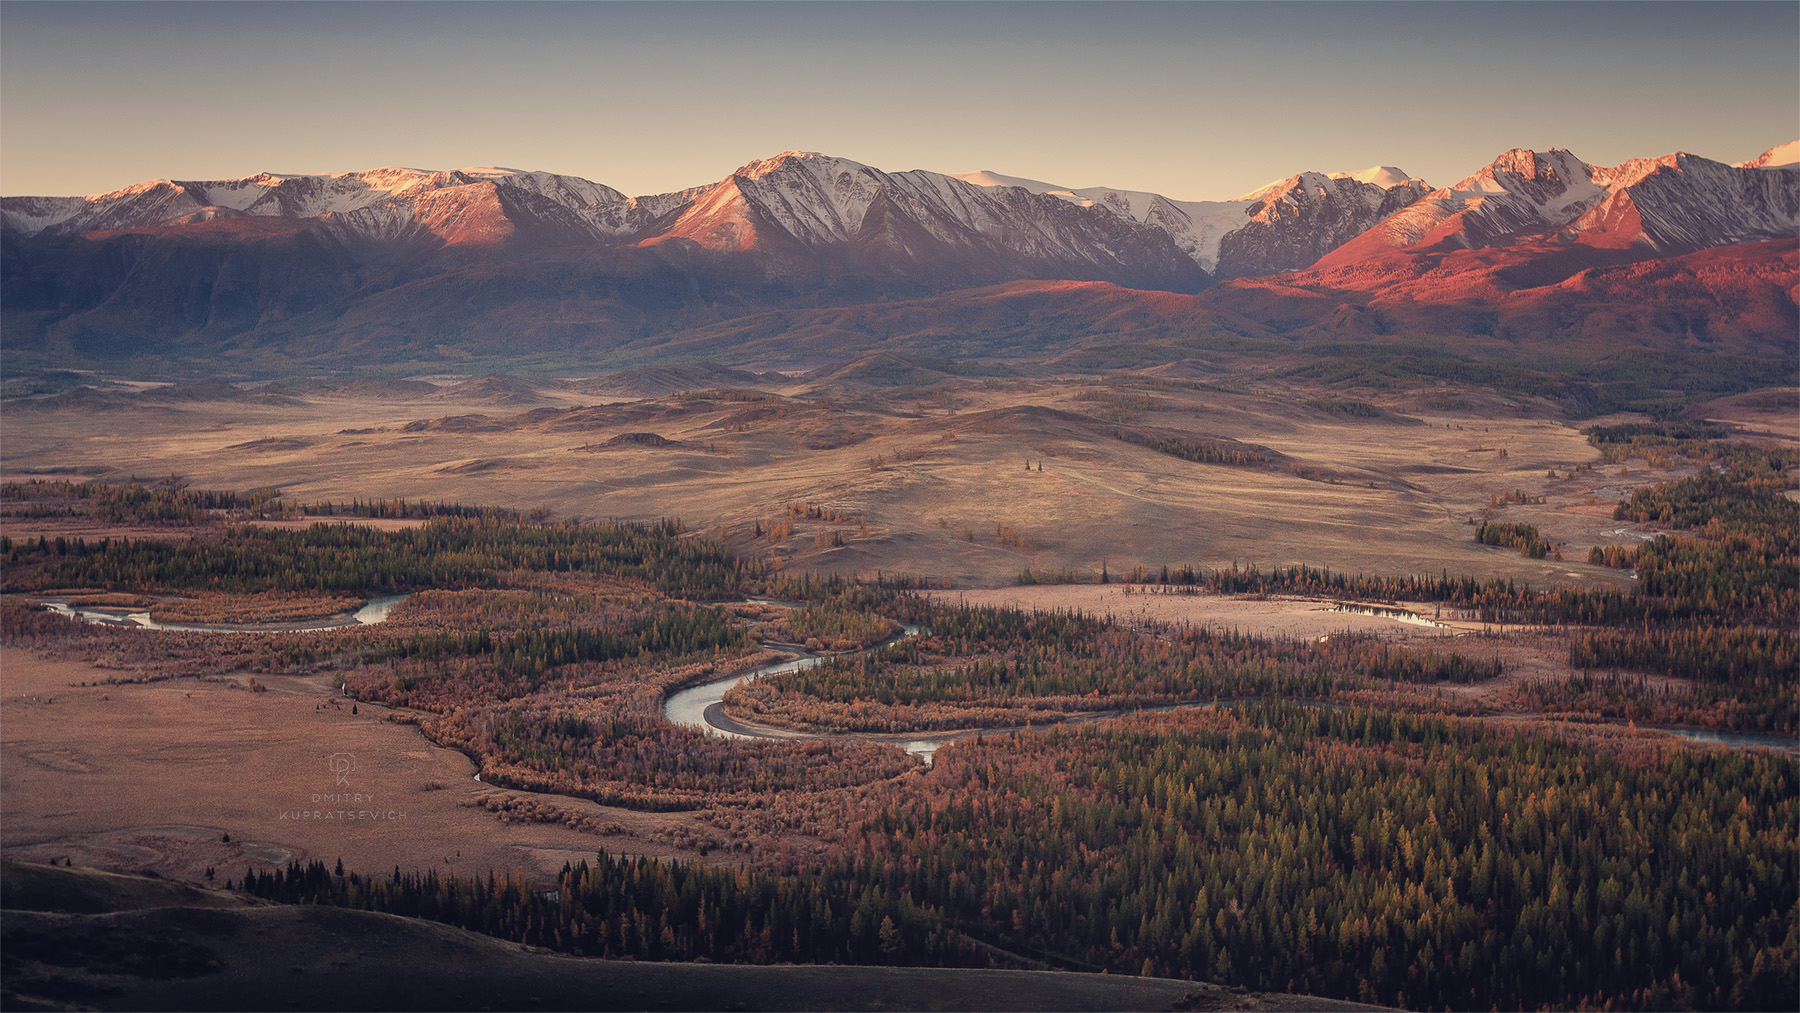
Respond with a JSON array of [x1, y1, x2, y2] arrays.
[[39, 592, 1798, 758], [37, 593, 411, 633], [664, 609, 1799, 761], [1650, 725, 1799, 752], [661, 621, 959, 761], [1325, 602, 1455, 629]]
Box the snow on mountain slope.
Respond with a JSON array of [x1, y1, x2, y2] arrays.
[[0, 167, 633, 245], [1737, 140, 1800, 169], [2, 154, 1205, 287], [1340, 166, 1416, 188], [1572, 152, 1800, 252], [952, 169, 1245, 271], [7, 144, 1787, 289], [1217, 171, 1433, 277], [1318, 149, 1606, 266], [947, 170, 1075, 196], [954, 165, 1429, 277], [1316, 146, 1798, 268], [0, 195, 93, 237], [640, 152, 1206, 288], [675, 151, 884, 248]]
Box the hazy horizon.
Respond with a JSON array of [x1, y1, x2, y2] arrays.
[[3, 0, 1796, 200]]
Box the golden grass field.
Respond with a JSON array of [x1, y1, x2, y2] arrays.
[[918, 585, 1688, 711], [0, 646, 740, 885], [11, 374, 1778, 590]]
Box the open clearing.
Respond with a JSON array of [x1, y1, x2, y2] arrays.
[[924, 585, 1479, 640], [0, 646, 728, 886], [919, 585, 1712, 715]]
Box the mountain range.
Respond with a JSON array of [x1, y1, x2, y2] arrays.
[[2, 141, 1794, 368]]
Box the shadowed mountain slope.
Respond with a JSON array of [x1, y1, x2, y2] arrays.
[[2, 143, 1793, 371]]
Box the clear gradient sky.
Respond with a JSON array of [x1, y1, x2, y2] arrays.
[[2, 1, 1795, 200]]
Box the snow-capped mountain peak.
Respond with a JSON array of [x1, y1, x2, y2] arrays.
[[1232, 167, 1422, 202], [1567, 150, 1800, 252], [733, 150, 873, 181], [1316, 148, 1608, 258], [1457, 149, 1601, 206], [1737, 140, 1800, 170], [0, 165, 634, 244], [7, 143, 1787, 293], [947, 169, 1069, 194], [635, 151, 1204, 290], [1315, 144, 1799, 268], [1336, 165, 1419, 188], [954, 164, 1429, 277], [0, 151, 1436, 277]]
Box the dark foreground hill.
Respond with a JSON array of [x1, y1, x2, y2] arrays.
[[1, 863, 1381, 1013]]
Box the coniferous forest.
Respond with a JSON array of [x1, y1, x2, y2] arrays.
[[2, 449, 1795, 1010], [239, 705, 1797, 1011]]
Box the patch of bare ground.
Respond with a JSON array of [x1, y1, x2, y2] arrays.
[[1684, 386, 1799, 440], [925, 585, 1473, 641], [0, 646, 731, 889], [919, 586, 1713, 723]]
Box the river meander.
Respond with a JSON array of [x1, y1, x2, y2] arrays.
[[38, 593, 410, 633], [41, 592, 1796, 758]]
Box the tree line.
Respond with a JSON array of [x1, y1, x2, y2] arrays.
[[373, 607, 750, 685], [234, 851, 977, 968], [1475, 521, 1550, 559], [3, 516, 756, 600], [236, 703, 1798, 1011], [2, 478, 274, 524], [1022, 561, 1669, 625], [1111, 428, 1274, 467]]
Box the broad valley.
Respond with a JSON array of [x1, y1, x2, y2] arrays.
[[2, 4, 1795, 1010]]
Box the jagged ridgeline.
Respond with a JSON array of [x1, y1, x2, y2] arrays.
[[4, 145, 1794, 369]]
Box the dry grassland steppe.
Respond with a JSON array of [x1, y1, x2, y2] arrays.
[[0, 646, 737, 885], [11, 373, 1775, 590]]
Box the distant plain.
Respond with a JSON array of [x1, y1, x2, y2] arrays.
[[12, 368, 1776, 592]]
